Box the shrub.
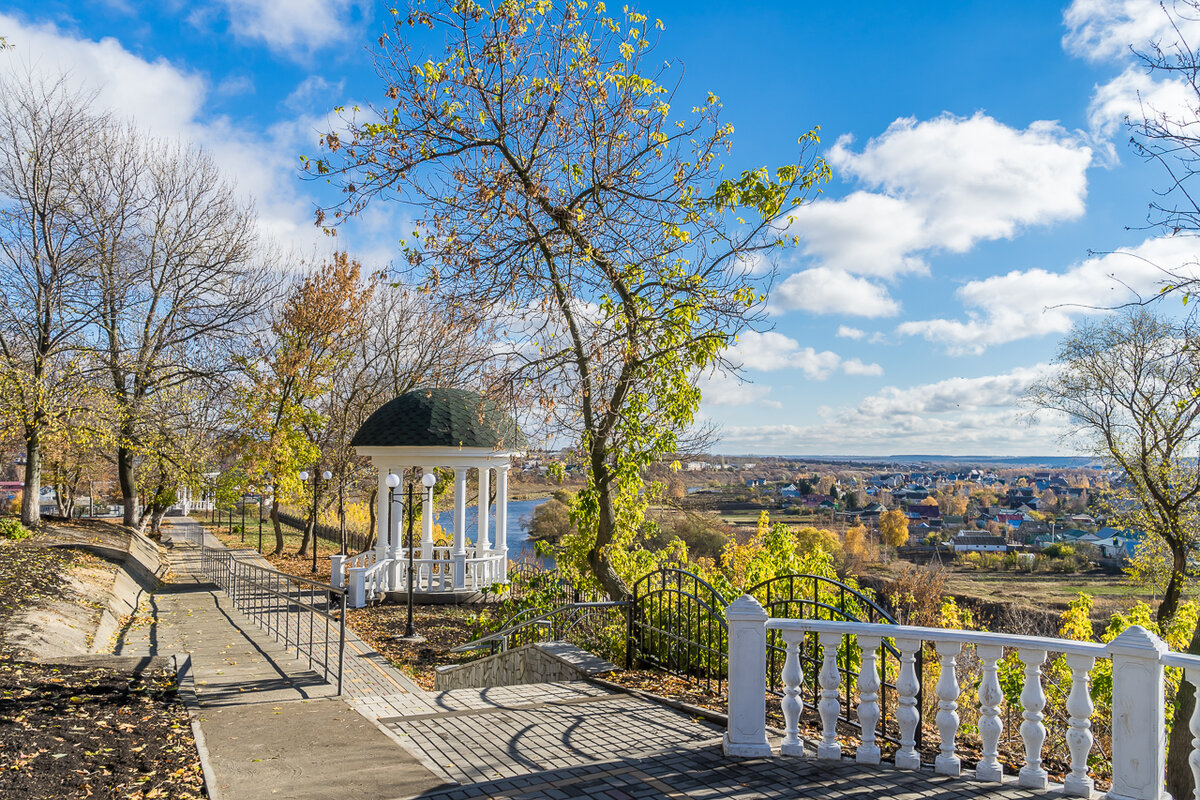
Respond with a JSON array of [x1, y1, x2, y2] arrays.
[[0, 517, 31, 540]]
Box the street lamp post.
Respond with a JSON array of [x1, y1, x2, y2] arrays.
[[400, 472, 436, 641], [299, 468, 333, 575], [240, 493, 246, 543]]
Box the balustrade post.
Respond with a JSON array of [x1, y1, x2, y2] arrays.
[[976, 643, 1005, 782], [1186, 667, 1200, 800], [856, 635, 882, 765], [1018, 648, 1049, 789], [1063, 652, 1096, 797], [894, 637, 922, 769], [348, 566, 367, 609], [1106, 626, 1168, 800], [780, 632, 805, 757], [723, 595, 772, 758], [817, 630, 842, 759], [330, 554, 346, 589], [935, 640, 962, 776]]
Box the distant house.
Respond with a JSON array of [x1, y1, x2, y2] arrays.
[[858, 503, 886, 520], [780, 484, 800, 498], [908, 504, 940, 521], [745, 478, 766, 488], [953, 533, 1008, 553]]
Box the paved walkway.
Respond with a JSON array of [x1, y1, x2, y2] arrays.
[[139, 518, 1080, 800]]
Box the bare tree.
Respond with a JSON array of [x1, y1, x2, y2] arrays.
[[0, 74, 103, 526], [74, 125, 265, 528]]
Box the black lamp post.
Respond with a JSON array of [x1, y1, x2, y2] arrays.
[[401, 472, 436, 640], [299, 468, 332, 575], [240, 492, 246, 543]]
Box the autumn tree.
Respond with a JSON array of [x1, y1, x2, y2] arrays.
[[0, 75, 103, 526], [232, 254, 372, 555], [1027, 309, 1200, 620], [879, 508, 909, 551], [313, 0, 830, 598]]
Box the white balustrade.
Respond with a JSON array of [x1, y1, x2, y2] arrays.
[[935, 640, 962, 776], [1186, 667, 1200, 800], [894, 636, 922, 769], [724, 603, 1200, 800], [976, 643, 1005, 782], [817, 630, 842, 759], [856, 634, 881, 765], [780, 631, 805, 757]]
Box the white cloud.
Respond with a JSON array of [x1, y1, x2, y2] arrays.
[[0, 13, 331, 255], [837, 325, 866, 340], [284, 74, 345, 114], [828, 114, 1092, 254], [716, 365, 1068, 455], [207, 0, 365, 55], [773, 113, 1092, 319], [771, 266, 901, 317], [728, 331, 843, 378], [696, 370, 776, 408], [1062, 0, 1195, 63], [897, 235, 1200, 353], [842, 358, 884, 376]]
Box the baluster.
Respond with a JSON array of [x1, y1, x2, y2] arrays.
[[817, 630, 842, 759], [1188, 667, 1200, 800], [856, 635, 882, 765], [1017, 648, 1048, 789], [1063, 653, 1096, 797], [934, 640, 962, 776], [895, 637, 922, 769], [975, 644, 1004, 782], [781, 633, 805, 757]]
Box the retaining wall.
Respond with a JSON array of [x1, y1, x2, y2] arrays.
[[434, 641, 617, 691]]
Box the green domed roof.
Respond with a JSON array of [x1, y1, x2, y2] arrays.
[[351, 388, 525, 450]]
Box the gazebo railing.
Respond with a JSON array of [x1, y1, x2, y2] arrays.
[[342, 546, 506, 606]]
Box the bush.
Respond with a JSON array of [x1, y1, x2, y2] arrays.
[[1041, 542, 1074, 559], [0, 517, 31, 540]]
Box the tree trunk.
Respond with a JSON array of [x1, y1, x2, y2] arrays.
[[1167, 617, 1200, 800], [271, 494, 284, 555], [20, 426, 41, 528], [586, 449, 631, 600], [1159, 543, 1188, 621], [117, 441, 138, 527]]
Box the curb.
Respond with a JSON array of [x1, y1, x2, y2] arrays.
[[173, 652, 223, 800]]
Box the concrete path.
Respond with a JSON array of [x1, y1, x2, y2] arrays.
[[126, 518, 449, 800]]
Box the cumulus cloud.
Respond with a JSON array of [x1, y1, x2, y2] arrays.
[[716, 365, 1068, 454], [0, 13, 347, 256], [837, 325, 866, 340], [1064, 0, 1200, 147], [897, 235, 1200, 353], [206, 0, 366, 56], [771, 266, 901, 317], [773, 113, 1092, 317]]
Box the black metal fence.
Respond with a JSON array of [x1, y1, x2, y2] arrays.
[[628, 568, 729, 694], [198, 544, 348, 694], [747, 573, 915, 746]]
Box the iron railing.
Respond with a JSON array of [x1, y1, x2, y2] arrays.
[[452, 601, 629, 657], [629, 568, 729, 694], [199, 542, 347, 695]]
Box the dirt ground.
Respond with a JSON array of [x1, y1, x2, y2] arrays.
[[0, 525, 203, 799]]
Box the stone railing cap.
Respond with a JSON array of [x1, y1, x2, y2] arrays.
[[726, 594, 768, 621], [1106, 624, 1169, 657]]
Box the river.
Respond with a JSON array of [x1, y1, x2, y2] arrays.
[[433, 497, 551, 562]]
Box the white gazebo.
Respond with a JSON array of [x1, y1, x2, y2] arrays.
[[332, 388, 524, 607]]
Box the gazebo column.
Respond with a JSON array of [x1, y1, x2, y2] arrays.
[[477, 466, 491, 558], [387, 466, 404, 592], [495, 465, 509, 581], [453, 467, 468, 589], [375, 468, 389, 563]]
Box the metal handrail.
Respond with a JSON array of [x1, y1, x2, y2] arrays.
[[199, 541, 347, 695], [451, 601, 628, 653]]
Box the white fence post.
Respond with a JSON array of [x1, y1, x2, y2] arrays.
[[349, 566, 367, 609], [1106, 625, 1169, 800], [330, 554, 346, 589], [724, 594, 772, 758]]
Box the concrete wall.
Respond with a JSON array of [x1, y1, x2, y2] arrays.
[[434, 641, 617, 691]]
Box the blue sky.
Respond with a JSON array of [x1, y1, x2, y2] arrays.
[[1, 0, 1195, 456]]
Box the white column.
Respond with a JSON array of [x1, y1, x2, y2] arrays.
[[387, 467, 403, 593], [375, 469, 388, 561], [453, 467, 468, 589], [476, 466, 491, 552], [722, 595, 771, 757], [1106, 626, 1169, 800], [495, 465, 509, 581], [421, 466, 436, 561]]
